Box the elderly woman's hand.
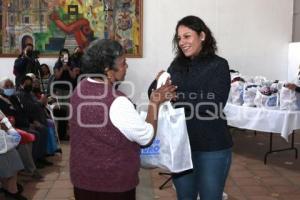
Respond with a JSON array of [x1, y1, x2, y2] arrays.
[[285, 83, 297, 90], [150, 78, 177, 105]]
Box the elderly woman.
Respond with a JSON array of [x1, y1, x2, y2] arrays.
[[0, 112, 27, 200], [0, 78, 43, 179], [69, 39, 176, 200]]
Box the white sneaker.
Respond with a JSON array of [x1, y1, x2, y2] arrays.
[[223, 192, 228, 200], [196, 192, 228, 200]]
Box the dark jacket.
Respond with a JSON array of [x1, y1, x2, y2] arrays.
[[15, 89, 48, 126], [53, 60, 75, 91], [13, 56, 40, 88], [0, 94, 31, 129], [167, 54, 233, 152]]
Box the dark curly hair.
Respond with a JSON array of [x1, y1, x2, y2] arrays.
[[81, 39, 124, 75], [173, 15, 217, 58]]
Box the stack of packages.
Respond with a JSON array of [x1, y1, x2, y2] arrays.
[[228, 71, 300, 110]]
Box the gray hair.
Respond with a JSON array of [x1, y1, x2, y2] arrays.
[[81, 39, 124, 75], [0, 77, 13, 89]]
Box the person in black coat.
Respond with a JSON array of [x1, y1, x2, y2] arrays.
[[13, 43, 41, 89], [153, 16, 233, 200]]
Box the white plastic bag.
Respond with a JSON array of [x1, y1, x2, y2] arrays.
[[0, 129, 21, 154], [230, 81, 244, 105], [253, 90, 279, 109], [140, 102, 193, 173], [280, 87, 298, 110], [242, 84, 258, 107], [140, 72, 193, 173], [0, 130, 7, 154]]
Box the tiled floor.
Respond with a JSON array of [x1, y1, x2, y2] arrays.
[[11, 129, 300, 200]]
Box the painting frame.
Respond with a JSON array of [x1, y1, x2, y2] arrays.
[[0, 0, 143, 58]]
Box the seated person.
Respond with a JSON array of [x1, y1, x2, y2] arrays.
[[15, 76, 52, 167], [0, 78, 44, 177], [0, 114, 27, 200], [31, 76, 60, 155]]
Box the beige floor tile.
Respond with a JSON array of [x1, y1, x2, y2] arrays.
[[239, 185, 270, 196], [231, 177, 262, 186], [18, 131, 300, 200], [46, 188, 73, 199], [262, 177, 294, 186]]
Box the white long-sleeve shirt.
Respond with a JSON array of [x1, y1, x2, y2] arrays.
[[87, 78, 154, 145]]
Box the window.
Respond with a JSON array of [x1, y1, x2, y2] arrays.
[[24, 16, 30, 24], [40, 15, 44, 23], [23, 0, 30, 9], [9, 15, 14, 25], [10, 34, 15, 47]]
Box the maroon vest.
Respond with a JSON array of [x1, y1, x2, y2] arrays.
[[70, 79, 140, 192]]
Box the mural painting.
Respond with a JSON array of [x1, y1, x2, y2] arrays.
[[0, 0, 142, 57]]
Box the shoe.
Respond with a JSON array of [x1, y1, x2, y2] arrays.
[[56, 148, 63, 153], [35, 161, 45, 169], [59, 135, 69, 141], [31, 170, 43, 180], [17, 184, 23, 194], [0, 191, 4, 200], [5, 191, 27, 200], [2, 183, 23, 196], [37, 159, 53, 166], [222, 192, 228, 200]]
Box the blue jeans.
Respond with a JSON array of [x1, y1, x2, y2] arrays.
[[172, 148, 232, 200]]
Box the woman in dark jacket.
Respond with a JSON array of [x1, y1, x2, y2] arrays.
[[168, 16, 233, 200]]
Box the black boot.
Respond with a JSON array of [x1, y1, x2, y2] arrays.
[[5, 191, 28, 200]]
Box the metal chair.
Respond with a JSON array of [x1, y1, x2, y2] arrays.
[[158, 172, 172, 190]]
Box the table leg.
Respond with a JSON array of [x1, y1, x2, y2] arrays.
[[264, 132, 298, 164], [291, 131, 298, 159]]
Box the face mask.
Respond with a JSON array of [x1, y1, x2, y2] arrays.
[[75, 52, 83, 57], [26, 50, 33, 57], [24, 85, 32, 92], [3, 88, 15, 96], [32, 87, 41, 93]]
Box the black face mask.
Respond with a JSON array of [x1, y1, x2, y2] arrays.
[[26, 50, 33, 57], [24, 85, 33, 92], [32, 87, 41, 93], [75, 52, 83, 57]]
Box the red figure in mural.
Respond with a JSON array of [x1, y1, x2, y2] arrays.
[[50, 12, 93, 49]]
